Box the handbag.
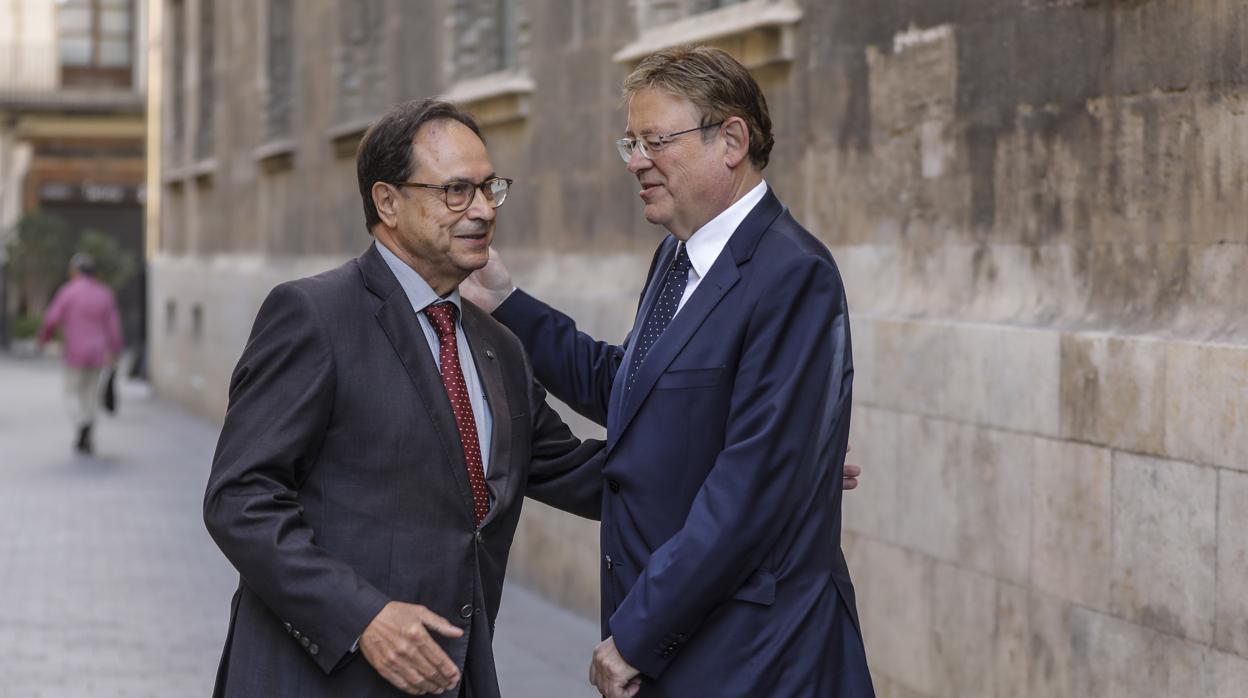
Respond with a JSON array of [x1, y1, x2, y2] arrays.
[[101, 366, 117, 414]]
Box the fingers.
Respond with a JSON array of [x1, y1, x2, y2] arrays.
[[844, 463, 861, 478], [419, 608, 466, 639], [362, 603, 462, 695]]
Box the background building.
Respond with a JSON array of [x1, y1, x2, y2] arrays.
[[149, 1, 1248, 695], [0, 0, 148, 349]]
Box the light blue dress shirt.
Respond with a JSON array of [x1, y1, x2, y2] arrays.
[[375, 241, 492, 475]]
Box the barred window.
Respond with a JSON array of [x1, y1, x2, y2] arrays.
[[265, 0, 295, 140], [57, 0, 134, 88], [195, 0, 215, 160]]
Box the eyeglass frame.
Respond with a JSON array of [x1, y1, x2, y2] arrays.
[[391, 176, 514, 212], [615, 121, 725, 163]]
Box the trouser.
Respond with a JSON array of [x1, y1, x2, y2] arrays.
[[64, 366, 103, 430]]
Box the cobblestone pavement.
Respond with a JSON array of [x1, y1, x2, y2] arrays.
[[0, 355, 599, 697]]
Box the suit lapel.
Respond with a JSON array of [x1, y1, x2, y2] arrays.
[[460, 303, 514, 529], [612, 189, 786, 444], [613, 254, 739, 441], [359, 246, 478, 521], [607, 237, 678, 442]]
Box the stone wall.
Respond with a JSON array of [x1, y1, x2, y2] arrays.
[[152, 1, 1248, 694]]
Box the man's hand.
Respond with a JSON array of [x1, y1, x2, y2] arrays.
[[461, 247, 515, 313], [843, 462, 861, 490], [359, 601, 464, 695], [843, 443, 861, 490], [590, 636, 641, 698]]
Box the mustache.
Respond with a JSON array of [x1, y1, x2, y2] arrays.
[[454, 221, 491, 237]]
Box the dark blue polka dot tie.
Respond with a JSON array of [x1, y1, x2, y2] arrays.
[[626, 243, 692, 393]]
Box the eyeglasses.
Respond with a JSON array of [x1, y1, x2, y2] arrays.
[[393, 176, 513, 212], [615, 122, 723, 163]]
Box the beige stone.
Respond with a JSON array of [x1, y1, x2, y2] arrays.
[[993, 582, 1031, 698], [956, 428, 1032, 584], [851, 538, 936, 695], [508, 500, 600, 620], [1027, 592, 1107, 698], [1165, 342, 1248, 472], [1111, 452, 1217, 643], [894, 414, 961, 562], [1092, 612, 1217, 697], [1029, 592, 1219, 698], [871, 319, 953, 418], [843, 406, 900, 543], [930, 562, 996, 697], [1217, 651, 1248, 698], [943, 323, 1061, 437], [1216, 469, 1248, 657], [1059, 333, 1167, 455], [1030, 438, 1113, 612]]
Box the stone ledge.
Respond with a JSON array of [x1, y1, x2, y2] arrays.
[[444, 72, 536, 127], [326, 116, 374, 158], [163, 159, 218, 186], [613, 0, 803, 70], [253, 138, 296, 173]]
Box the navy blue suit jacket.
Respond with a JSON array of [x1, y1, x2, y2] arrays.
[[494, 190, 874, 697]]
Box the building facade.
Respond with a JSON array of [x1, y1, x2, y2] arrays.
[[150, 1, 1248, 696], [0, 0, 148, 348]]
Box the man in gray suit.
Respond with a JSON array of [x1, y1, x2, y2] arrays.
[[203, 99, 603, 697]]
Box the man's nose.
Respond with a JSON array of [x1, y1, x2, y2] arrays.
[[465, 186, 496, 221], [626, 146, 652, 175]]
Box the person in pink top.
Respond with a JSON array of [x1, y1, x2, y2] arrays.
[[37, 253, 124, 454]]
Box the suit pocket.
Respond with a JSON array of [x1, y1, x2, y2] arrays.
[[731, 567, 776, 606], [655, 366, 724, 390]]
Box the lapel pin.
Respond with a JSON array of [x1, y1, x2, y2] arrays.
[[485, 349, 496, 360]]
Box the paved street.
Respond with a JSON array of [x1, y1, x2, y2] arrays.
[[0, 354, 599, 697]]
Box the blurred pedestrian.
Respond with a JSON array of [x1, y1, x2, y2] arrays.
[[37, 253, 123, 454]]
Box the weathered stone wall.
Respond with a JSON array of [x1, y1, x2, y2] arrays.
[[153, 1, 1248, 694]]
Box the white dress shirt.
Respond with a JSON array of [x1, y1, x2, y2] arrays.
[[675, 180, 769, 315]]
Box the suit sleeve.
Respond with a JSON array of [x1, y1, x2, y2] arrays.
[[491, 241, 665, 426], [203, 282, 390, 675], [491, 289, 624, 427], [37, 287, 67, 345], [522, 359, 608, 520], [609, 255, 852, 679], [105, 289, 123, 354]]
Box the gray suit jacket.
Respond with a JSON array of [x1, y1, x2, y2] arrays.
[[204, 245, 604, 697]]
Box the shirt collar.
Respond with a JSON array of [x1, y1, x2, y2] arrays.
[[683, 180, 768, 279], [374, 240, 463, 315]]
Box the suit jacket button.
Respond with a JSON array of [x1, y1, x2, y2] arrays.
[[300, 636, 310, 648], [608, 479, 621, 493], [460, 604, 474, 618], [292, 630, 301, 640], [309, 643, 319, 655]]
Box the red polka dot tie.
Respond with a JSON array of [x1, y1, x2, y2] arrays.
[[424, 302, 490, 526]]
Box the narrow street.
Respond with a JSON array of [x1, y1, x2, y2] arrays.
[[0, 354, 599, 697]]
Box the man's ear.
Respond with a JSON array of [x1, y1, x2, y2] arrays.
[[722, 117, 750, 169], [372, 182, 400, 229]]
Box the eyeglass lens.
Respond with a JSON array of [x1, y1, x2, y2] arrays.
[[446, 179, 509, 211]]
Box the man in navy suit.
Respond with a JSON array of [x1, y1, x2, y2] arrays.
[[464, 46, 873, 697]]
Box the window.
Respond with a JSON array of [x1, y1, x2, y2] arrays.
[[57, 0, 135, 88], [332, 0, 384, 127], [170, 0, 186, 150], [195, 0, 215, 160], [688, 0, 748, 13], [265, 0, 294, 141], [450, 0, 519, 81]]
